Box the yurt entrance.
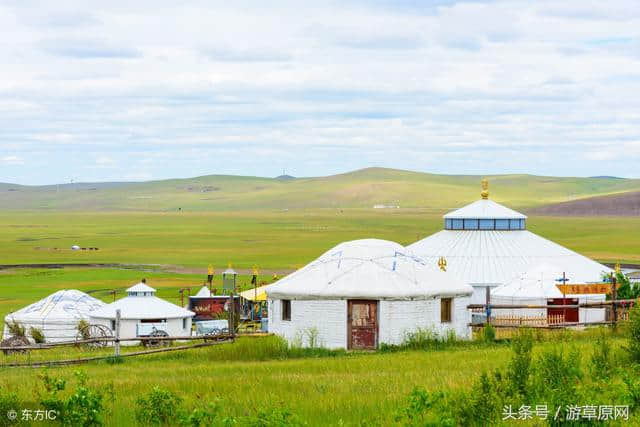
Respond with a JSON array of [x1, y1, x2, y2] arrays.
[[547, 298, 579, 323], [347, 300, 378, 350]]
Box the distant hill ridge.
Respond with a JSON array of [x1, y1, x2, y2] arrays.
[[529, 190, 640, 217], [1, 167, 640, 213]]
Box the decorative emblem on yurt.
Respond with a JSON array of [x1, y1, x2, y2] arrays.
[[438, 256, 447, 272], [481, 178, 489, 199]]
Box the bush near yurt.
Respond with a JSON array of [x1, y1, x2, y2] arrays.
[[29, 327, 45, 344], [77, 320, 91, 341], [6, 319, 25, 338]]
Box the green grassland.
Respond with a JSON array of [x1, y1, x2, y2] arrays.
[[1, 210, 638, 271], [1, 169, 639, 425], [2, 168, 640, 211], [0, 334, 631, 426]]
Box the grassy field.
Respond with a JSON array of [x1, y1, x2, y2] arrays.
[[0, 334, 632, 426], [1, 210, 639, 272], [3, 167, 640, 211]]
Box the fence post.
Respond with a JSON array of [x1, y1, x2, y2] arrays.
[[485, 286, 491, 326], [612, 275, 618, 329], [115, 309, 121, 357]]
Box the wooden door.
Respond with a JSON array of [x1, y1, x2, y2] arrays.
[[547, 298, 579, 323], [348, 300, 378, 350]]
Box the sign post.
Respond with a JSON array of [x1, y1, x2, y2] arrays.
[[115, 309, 121, 358], [612, 273, 618, 328], [207, 264, 214, 294], [223, 265, 238, 337]]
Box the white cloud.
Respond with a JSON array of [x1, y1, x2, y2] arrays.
[[0, 0, 639, 184], [1, 155, 24, 165]]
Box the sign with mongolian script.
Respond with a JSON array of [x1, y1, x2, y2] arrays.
[[188, 297, 241, 321], [556, 283, 619, 295], [189, 298, 226, 321]]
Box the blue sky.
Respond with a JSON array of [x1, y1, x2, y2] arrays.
[[1, 0, 639, 184]]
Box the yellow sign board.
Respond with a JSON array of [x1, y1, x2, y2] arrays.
[[556, 283, 619, 295]]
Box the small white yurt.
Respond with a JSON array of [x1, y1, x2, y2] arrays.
[[89, 281, 194, 345], [2, 290, 106, 343], [193, 285, 212, 298], [491, 263, 606, 324], [267, 239, 473, 350]]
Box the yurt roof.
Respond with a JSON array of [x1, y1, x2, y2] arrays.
[[89, 294, 194, 320], [192, 286, 212, 298], [267, 239, 472, 301], [126, 282, 156, 293], [492, 262, 605, 299], [409, 229, 610, 286], [444, 199, 527, 219], [240, 285, 270, 301], [4, 290, 106, 324]]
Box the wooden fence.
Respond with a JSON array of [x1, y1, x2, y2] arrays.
[[469, 298, 638, 329], [0, 308, 241, 368]]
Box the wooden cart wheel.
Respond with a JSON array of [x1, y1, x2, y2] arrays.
[[76, 324, 114, 347], [144, 329, 169, 348]]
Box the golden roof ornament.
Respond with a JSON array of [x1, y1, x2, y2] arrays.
[[481, 178, 489, 200], [437, 256, 447, 272], [615, 262, 621, 274]]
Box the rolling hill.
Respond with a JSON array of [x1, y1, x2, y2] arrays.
[[529, 190, 640, 216], [1, 168, 640, 212]]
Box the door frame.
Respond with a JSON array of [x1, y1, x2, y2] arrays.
[[347, 299, 379, 350]]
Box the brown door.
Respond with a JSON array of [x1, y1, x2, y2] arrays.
[[348, 300, 378, 350], [547, 298, 579, 323]]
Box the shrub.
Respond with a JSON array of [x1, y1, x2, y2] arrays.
[[453, 371, 507, 426], [394, 387, 453, 426], [6, 319, 25, 338], [0, 388, 19, 427], [77, 320, 90, 341], [178, 400, 232, 427], [29, 327, 45, 344], [136, 386, 183, 426], [482, 324, 496, 343], [624, 375, 640, 411], [64, 372, 104, 427], [530, 345, 583, 420], [590, 328, 613, 379], [40, 370, 105, 427], [627, 304, 640, 363], [507, 329, 533, 397], [245, 407, 304, 427]]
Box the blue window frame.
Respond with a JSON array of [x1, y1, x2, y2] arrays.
[[479, 219, 494, 230], [495, 219, 509, 230], [444, 217, 525, 230], [463, 219, 479, 230]]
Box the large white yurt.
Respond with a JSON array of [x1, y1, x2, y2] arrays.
[[89, 281, 194, 345], [408, 180, 611, 305], [491, 263, 606, 324], [2, 290, 106, 343], [267, 239, 473, 350]]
